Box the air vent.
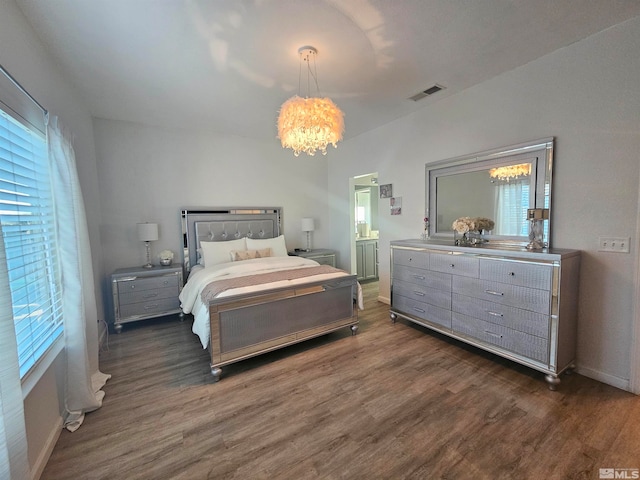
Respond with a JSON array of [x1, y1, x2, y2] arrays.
[[409, 84, 445, 101]]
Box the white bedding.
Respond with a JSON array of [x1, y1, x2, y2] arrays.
[[179, 256, 363, 348]]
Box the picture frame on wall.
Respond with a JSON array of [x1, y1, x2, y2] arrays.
[[380, 184, 392, 198], [391, 196, 402, 215]]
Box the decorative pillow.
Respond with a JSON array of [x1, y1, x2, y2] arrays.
[[229, 247, 272, 261], [200, 238, 246, 267], [246, 235, 288, 257]]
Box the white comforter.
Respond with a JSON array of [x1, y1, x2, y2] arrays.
[[179, 256, 363, 348]]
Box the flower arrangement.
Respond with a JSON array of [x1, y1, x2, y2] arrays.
[[452, 216, 494, 233], [158, 249, 174, 265]]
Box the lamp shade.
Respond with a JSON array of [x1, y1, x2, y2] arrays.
[[301, 218, 315, 232], [137, 222, 158, 242]]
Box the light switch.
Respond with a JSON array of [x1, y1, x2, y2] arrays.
[[598, 236, 630, 253]]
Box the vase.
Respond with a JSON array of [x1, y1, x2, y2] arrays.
[[454, 230, 485, 247], [159, 258, 172, 266]]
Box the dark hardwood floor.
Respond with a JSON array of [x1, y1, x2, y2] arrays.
[[41, 281, 640, 479]]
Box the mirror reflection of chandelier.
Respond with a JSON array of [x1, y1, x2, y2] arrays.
[[277, 46, 344, 157], [489, 163, 531, 182]]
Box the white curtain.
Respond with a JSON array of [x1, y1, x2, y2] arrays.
[[47, 115, 110, 432], [0, 226, 30, 480]]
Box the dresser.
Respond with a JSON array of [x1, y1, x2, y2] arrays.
[[390, 239, 580, 389], [111, 265, 184, 333]]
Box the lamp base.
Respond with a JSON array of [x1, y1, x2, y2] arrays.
[[143, 241, 153, 268]]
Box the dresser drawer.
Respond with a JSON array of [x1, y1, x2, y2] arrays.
[[393, 265, 451, 291], [393, 249, 429, 269], [394, 279, 451, 310], [118, 285, 179, 306], [453, 276, 550, 314], [430, 253, 479, 277], [480, 258, 552, 290], [392, 294, 451, 329], [117, 273, 180, 294], [452, 312, 549, 363], [452, 293, 550, 338], [119, 296, 181, 319]]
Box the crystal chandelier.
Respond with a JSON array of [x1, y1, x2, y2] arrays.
[[489, 163, 532, 182], [277, 46, 344, 156]]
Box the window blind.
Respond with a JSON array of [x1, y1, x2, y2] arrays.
[[0, 108, 63, 378]]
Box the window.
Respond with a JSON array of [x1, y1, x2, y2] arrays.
[[0, 107, 63, 379]]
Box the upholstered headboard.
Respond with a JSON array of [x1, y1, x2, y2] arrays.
[[181, 208, 282, 273]]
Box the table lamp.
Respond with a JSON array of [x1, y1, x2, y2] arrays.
[[301, 217, 315, 252], [137, 222, 158, 268]]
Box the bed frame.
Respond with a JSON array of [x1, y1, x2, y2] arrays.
[[181, 208, 359, 381]]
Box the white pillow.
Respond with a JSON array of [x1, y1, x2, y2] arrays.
[[246, 235, 288, 257], [200, 238, 246, 267]]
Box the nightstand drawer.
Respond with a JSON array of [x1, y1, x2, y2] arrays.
[[118, 285, 178, 306], [116, 273, 179, 294], [119, 297, 181, 319]]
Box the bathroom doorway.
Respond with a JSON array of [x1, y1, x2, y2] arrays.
[[351, 173, 379, 291]]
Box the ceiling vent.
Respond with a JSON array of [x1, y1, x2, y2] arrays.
[[409, 84, 445, 101]]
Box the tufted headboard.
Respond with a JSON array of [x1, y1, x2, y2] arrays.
[[181, 208, 282, 273]]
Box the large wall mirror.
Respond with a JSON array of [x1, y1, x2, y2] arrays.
[[426, 138, 554, 247]]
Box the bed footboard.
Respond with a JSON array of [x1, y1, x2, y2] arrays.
[[207, 275, 358, 381]]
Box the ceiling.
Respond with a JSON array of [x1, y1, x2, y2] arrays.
[[15, 0, 640, 142]]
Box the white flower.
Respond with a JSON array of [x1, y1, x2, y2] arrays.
[[452, 216, 494, 233], [158, 249, 174, 261]]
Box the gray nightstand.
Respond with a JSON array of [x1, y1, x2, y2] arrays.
[[288, 249, 336, 267], [111, 265, 184, 333]]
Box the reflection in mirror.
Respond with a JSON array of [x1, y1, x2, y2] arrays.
[[426, 138, 553, 247]]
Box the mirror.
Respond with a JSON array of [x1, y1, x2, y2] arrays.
[[426, 138, 554, 247]]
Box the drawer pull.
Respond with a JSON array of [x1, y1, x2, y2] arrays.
[[508, 272, 515, 276], [412, 275, 426, 280], [487, 310, 504, 317], [413, 291, 425, 297], [484, 289, 504, 296], [449, 264, 455, 268], [413, 307, 426, 313], [144, 304, 159, 310], [484, 330, 503, 339], [143, 293, 159, 299]]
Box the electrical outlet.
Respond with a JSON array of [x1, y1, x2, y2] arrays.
[[598, 236, 630, 253]]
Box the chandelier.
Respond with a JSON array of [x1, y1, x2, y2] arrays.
[[277, 46, 344, 157], [489, 163, 531, 182]]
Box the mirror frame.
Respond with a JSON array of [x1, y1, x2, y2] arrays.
[[425, 137, 554, 248]]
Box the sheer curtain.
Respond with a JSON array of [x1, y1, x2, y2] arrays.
[[0, 225, 30, 480], [47, 115, 110, 432]]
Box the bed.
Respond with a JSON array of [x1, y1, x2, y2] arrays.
[[179, 208, 361, 381]]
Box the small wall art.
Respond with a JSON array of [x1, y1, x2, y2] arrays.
[[379, 184, 392, 198], [390, 196, 402, 215]]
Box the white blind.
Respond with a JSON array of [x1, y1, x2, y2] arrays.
[[0, 108, 63, 378]]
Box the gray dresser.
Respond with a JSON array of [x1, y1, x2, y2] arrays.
[[390, 239, 580, 389]]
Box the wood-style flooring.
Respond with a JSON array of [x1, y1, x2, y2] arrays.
[[42, 281, 640, 479]]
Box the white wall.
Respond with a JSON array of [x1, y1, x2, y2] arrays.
[[93, 118, 332, 281], [0, 0, 104, 476], [329, 17, 640, 390]]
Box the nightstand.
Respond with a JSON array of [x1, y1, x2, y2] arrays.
[[111, 265, 184, 333], [288, 248, 336, 267]]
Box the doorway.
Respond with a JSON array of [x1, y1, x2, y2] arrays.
[[351, 173, 379, 296]]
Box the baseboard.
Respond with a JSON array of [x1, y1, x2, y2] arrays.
[[31, 416, 62, 480], [377, 295, 390, 305], [575, 365, 631, 392]]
